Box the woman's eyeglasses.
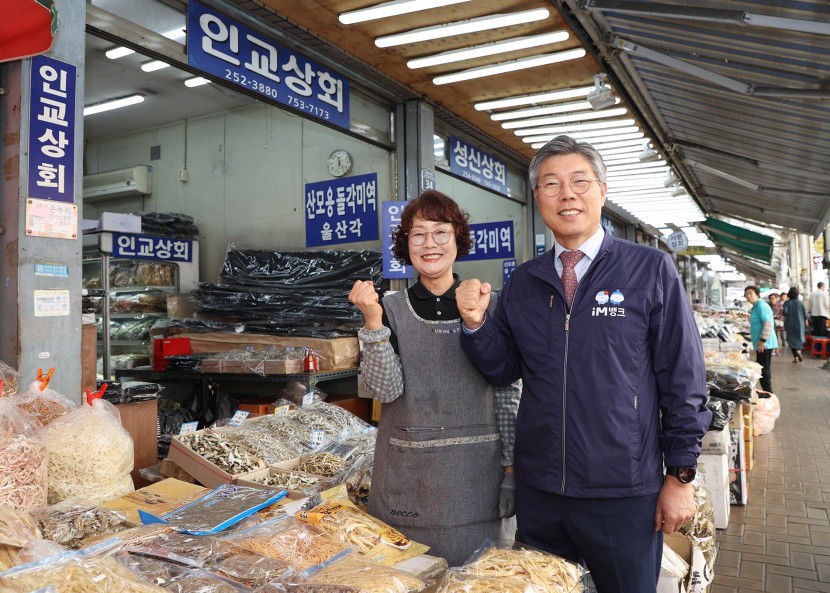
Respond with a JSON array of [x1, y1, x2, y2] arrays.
[[408, 230, 453, 246]]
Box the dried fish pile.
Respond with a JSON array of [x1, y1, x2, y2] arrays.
[[35, 505, 131, 549], [0, 433, 47, 513], [213, 550, 293, 588], [294, 453, 346, 477], [217, 427, 301, 465], [177, 431, 266, 475], [246, 416, 315, 452], [0, 505, 40, 572]]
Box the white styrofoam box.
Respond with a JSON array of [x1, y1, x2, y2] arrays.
[[98, 212, 141, 233], [698, 454, 729, 529], [701, 429, 730, 455]]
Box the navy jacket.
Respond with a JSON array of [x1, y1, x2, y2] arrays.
[[460, 232, 711, 498]]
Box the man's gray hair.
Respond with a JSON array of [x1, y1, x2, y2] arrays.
[[528, 135, 607, 190]]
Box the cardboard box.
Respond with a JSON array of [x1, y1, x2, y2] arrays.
[[659, 533, 713, 593], [167, 293, 197, 319], [698, 454, 729, 529], [700, 429, 729, 455], [729, 428, 748, 505], [173, 332, 358, 371], [101, 478, 208, 524], [166, 429, 254, 488], [98, 212, 141, 233], [728, 406, 744, 430]]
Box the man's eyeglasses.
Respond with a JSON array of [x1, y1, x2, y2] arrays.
[[537, 177, 601, 198], [409, 229, 453, 246]]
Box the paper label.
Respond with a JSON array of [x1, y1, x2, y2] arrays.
[[302, 392, 315, 407], [273, 405, 290, 416], [179, 422, 198, 435], [229, 410, 250, 426], [26, 198, 77, 239], [311, 430, 326, 448], [33, 289, 70, 317]]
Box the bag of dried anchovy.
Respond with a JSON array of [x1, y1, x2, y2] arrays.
[[165, 568, 250, 593], [125, 532, 224, 568], [140, 484, 287, 535]]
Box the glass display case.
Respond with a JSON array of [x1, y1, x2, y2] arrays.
[[83, 231, 200, 379]]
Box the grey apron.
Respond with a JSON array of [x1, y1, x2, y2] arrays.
[[368, 290, 501, 566]]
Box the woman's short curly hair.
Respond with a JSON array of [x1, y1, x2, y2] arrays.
[[391, 191, 472, 265]]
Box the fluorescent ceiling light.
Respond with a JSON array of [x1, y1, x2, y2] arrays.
[[503, 106, 627, 129], [184, 76, 211, 87], [141, 60, 170, 72], [340, 0, 473, 24], [530, 133, 644, 149], [83, 94, 144, 116], [593, 139, 649, 151], [599, 147, 645, 157], [607, 163, 667, 173], [523, 128, 641, 144], [514, 119, 635, 137], [433, 48, 586, 85], [376, 8, 550, 47], [408, 31, 569, 69], [605, 155, 659, 165], [105, 46, 134, 59], [494, 99, 621, 121], [685, 159, 760, 191], [475, 85, 593, 111]]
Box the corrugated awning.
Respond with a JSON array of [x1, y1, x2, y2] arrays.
[[699, 217, 773, 264]]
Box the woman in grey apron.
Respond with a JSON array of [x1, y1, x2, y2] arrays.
[[348, 191, 519, 566]]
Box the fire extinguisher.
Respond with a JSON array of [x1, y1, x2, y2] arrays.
[[304, 348, 318, 372]]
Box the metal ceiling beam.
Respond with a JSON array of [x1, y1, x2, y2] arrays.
[[613, 37, 830, 99], [584, 1, 830, 36]]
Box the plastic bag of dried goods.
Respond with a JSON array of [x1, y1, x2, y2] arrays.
[[8, 382, 77, 426], [44, 398, 134, 504], [33, 504, 130, 549], [0, 400, 48, 512], [305, 551, 426, 593]]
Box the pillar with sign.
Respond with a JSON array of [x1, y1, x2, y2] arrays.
[[0, 0, 86, 399]]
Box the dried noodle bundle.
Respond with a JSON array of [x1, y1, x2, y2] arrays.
[[438, 572, 545, 593], [229, 522, 348, 570], [462, 547, 583, 593], [45, 399, 134, 504], [308, 554, 425, 593], [0, 553, 168, 593]]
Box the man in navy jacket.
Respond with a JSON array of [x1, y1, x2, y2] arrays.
[[458, 136, 711, 593]]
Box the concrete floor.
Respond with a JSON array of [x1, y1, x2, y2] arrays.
[[710, 352, 830, 593]]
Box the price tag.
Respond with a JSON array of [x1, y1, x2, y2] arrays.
[[273, 405, 290, 416], [229, 410, 250, 426], [311, 430, 326, 448], [302, 392, 315, 407], [179, 421, 198, 435]]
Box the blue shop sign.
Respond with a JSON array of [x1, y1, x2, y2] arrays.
[[449, 136, 508, 196], [382, 201, 412, 279], [29, 55, 77, 203], [112, 233, 193, 262], [188, 0, 350, 130], [601, 215, 615, 236], [305, 173, 379, 247], [459, 220, 514, 261]]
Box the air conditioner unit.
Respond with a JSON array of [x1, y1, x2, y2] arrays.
[[83, 165, 152, 201]]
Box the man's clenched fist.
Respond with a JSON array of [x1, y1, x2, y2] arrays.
[[457, 279, 491, 330], [349, 280, 383, 330]]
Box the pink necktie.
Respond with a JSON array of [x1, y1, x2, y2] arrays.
[[560, 250, 584, 308]]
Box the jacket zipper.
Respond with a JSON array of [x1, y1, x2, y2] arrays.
[[560, 249, 609, 494]]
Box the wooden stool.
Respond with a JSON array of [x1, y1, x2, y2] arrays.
[[810, 337, 830, 359]]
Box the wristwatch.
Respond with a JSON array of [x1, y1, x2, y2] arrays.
[[666, 466, 696, 483]]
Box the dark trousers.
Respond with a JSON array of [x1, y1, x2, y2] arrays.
[[811, 316, 828, 337], [516, 477, 661, 593], [756, 348, 772, 392]]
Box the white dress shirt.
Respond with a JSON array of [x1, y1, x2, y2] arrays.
[[553, 226, 605, 282]]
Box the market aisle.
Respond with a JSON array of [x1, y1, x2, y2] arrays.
[[711, 354, 830, 593]]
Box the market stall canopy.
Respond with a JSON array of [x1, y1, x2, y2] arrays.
[[0, 0, 57, 62], [575, 0, 830, 236], [718, 250, 776, 282], [699, 217, 774, 264]]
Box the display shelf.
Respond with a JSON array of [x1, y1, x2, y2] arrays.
[[109, 312, 166, 320], [110, 285, 176, 293], [115, 366, 360, 391]]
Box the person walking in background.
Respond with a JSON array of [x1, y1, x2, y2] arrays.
[[783, 286, 809, 363], [807, 282, 829, 337], [779, 292, 789, 346], [769, 293, 783, 356], [745, 285, 777, 392]]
